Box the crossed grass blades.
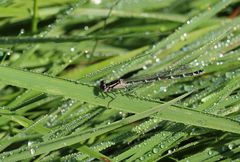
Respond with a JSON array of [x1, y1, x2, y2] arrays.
[[0, 0, 240, 161]]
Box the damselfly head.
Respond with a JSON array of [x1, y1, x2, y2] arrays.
[[99, 80, 107, 91]]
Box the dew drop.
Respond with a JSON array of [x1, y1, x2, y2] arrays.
[[143, 65, 147, 70], [6, 51, 11, 56], [84, 50, 90, 58], [30, 148, 36, 155], [91, 0, 102, 5], [84, 26, 89, 30], [155, 58, 160, 63], [145, 31, 150, 35], [152, 148, 159, 153], [86, 54, 91, 58], [228, 143, 234, 150], [233, 25, 239, 31], [208, 150, 213, 156], [159, 86, 167, 92], [183, 85, 193, 91], [180, 33, 188, 41], [168, 149, 172, 154], [28, 141, 33, 146], [70, 47, 75, 52], [139, 156, 144, 160], [160, 144, 164, 148], [19, 28, 25, 35]]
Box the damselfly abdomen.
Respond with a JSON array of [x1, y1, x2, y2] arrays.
[[100, 69, 204, 92]]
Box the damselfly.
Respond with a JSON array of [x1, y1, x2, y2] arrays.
[[99, 69, 204, 92]]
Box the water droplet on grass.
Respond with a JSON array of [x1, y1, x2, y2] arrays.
[[84, 26, 89, 30], [143, 65, 147, 70], [180, 33, 188, 41], [19, 28, 25, 35], [30, 148, 36, 155], [160, 144, 164, 148], [152, 148, 159, 153], [155, 58, 160, 63], [168, 149, 172, 154], [91, 0, 102, 5], [139, 156, 144, 160], [28, 141, 33, 146], [159, 87, 167, 92], [208, 150, 213, 155], [228, 143, 234, 150], [6, 51, 11, 56], [70, 47, 75, 52]]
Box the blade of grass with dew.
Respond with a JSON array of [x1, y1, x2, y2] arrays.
[[0, 93, 187, 161], [101, 16, 239, 83], [197, 74, 240, 112], [73, 8, 188, 22], [0, 109, 49, 134], [179, 139, 240, 162], [0, 91, 238, 161], [0, 65, 240, 134], [111, 0, 237, 75], [7, 51, 82, 109], [0, 101, 84, 152], [0, 1, 240, 161], [73, 46, 147, 81]]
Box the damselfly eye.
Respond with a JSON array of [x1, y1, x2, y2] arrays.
[[99, 80, 106, 91]]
